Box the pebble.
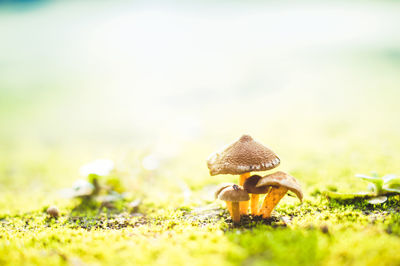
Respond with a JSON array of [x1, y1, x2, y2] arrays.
[[46, 206, 60, 218]]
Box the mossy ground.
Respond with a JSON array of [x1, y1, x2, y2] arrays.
[[3, 194, 400, 266]]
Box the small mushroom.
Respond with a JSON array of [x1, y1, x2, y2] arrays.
[[207, 135, 280, 215], [214, 183, 235, 216], [243, 175, 270, 215], [256, 171, 303, 218], [46, 206, 60, 218], [218, 184, 250, 224]]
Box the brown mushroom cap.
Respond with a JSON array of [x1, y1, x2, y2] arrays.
[[243, 175, 270, 194], [218, 184, 250, 202], [46, 206, 60, 218], [256, 171, 303, 201], [207, 135, 280, 176], [214, 182, 236, 199]]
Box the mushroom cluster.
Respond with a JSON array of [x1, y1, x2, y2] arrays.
[[208, 135, 303, 223]]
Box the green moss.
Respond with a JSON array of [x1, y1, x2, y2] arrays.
[[1, 195, 400, 266], [226, 226, 325, 266]]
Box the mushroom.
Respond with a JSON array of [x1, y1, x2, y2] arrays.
[[256, 171, 303, 218], [46, 206, 60, 218], [214, 183, 235, 215], [207, 134, 280, 215], [218, 184, 250, 224], [243, 175, 270, 215]]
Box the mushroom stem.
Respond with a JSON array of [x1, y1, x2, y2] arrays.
[[239, 173, 250, 186], [231, 201, 240, 223], [239, 172, 251, 214], [250, 194, 260, 215], [226, 201, 233, 216], [261, 186, 288, 218]]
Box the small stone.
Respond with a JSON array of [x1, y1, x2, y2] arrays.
[[320, 224, 329, 234], [367, 196, 387, 205], [46, 206, 59, 218]]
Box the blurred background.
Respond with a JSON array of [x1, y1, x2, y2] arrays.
[[1, 0, 400, 213]]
